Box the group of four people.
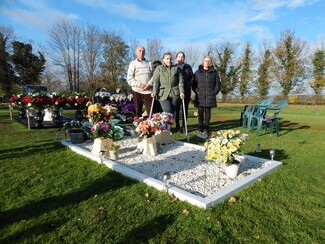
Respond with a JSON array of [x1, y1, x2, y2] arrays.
[[127, 46, 221, 134]]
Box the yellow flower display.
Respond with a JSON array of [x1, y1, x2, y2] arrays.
[[206, 129, 247, 165]]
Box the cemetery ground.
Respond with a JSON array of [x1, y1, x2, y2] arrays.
[[0, 104, 324, 243]]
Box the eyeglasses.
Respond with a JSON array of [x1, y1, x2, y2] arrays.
[[203, 60, 211, 62]]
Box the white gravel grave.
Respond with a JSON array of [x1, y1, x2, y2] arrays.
[[62, 135, 282, 208]]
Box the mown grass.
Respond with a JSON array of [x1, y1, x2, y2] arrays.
[[0, 104, 324, 243]]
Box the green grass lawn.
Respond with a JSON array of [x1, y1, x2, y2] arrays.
[[0, 104, 324, 243]]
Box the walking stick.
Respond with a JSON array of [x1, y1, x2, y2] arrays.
[[149, 96, 155, 118], [182, 98, 190, 142]]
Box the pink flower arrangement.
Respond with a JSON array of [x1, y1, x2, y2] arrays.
[[133, 112, 174, 138]]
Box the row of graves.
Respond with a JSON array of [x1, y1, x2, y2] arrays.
[[9, 88, 135, 129]]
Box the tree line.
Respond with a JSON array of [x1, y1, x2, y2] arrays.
[[0, 20, 324, 103]]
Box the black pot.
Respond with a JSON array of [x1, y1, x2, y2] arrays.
[[69, 131, 86, 144]]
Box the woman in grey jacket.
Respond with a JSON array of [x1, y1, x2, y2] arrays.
[[151, 52, 185, 114], [192, 56, 221, 133]]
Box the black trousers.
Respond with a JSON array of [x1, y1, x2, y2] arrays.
[[198, 106, 211, 131]]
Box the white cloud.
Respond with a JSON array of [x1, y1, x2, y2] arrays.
[[1, 0, 79, 31], [76, 0, 166, 21]]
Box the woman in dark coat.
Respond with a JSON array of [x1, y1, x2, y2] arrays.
[[174, 51, 194, 133], [192, 56, 221, 133]]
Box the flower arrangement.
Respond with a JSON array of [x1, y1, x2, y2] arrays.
[[9, 93, 29, 106], [81, 119, 124, 140], [205, 129, 247, 165], [133, 117, 159, 138], [87, 103, 117, 123], [151, 112, 174, 130], [67, 91, 89, 108], [26, 91, 49, 111], [62, 120, 84, 133], [110, 93, 128, 104], [48, 92, 67, 110], [133, 112, 174, 138]]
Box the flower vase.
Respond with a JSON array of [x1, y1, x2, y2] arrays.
[[154, 130, 173, 145], [35, 110, 44, 128], [108, 150, 119, 161], [142, 136, 158, 156], [43, 108, 53, 121], [91, 138, 113, 155], [75, 108, 85, 121], [52, 109, 61, 124], [224, 160, 240, 179]]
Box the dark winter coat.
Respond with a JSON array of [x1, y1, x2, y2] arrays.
[[177, 63, 194, 98], [192, 65, 221, 107]]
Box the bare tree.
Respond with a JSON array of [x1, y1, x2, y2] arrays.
[[181, 44, 201, 69], [146, 38, 164, 62], [273, 29, 307, 97], [0, 25, 16, 51], [82, 24, 102, 92], [48, 18, 83, 93], [128, 38, 140, 60]]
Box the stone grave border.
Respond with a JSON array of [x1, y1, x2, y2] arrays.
[[61, 140, 282, 208]]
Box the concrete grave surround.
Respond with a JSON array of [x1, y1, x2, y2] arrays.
[[61, 139, 282, 209]]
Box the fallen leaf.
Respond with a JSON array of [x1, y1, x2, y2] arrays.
[[183, 208, 189, 215], [228, 196, 237, 203], [98, 205, 107, 212]]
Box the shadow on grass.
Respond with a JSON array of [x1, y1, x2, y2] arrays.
[[0, 219, 65, 243], [0, 172, 135, 229], [0, 140, 65, 160], [117, 214, 176, 243]]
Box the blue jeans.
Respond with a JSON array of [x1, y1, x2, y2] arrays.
[[159, 97, 180, 114]]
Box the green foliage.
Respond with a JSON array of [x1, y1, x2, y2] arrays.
[[273, 29, 307, 96], [211, 42, 241, 102], [10, 41, 46, 85], [239, 43, 252, 101], [0, 33, 18, 95], [309, 49, 325, 95], [256, 48, 273, 97], [1, 104, 324, 242], [100, 31, 130, 91]]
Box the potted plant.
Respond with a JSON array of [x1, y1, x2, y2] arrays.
[[106, 143, 121, 161], [66, 91, 89, 121], [62, 120, 86, 144], [81, 119, 124, 155], [205, 129, 248, 179]]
